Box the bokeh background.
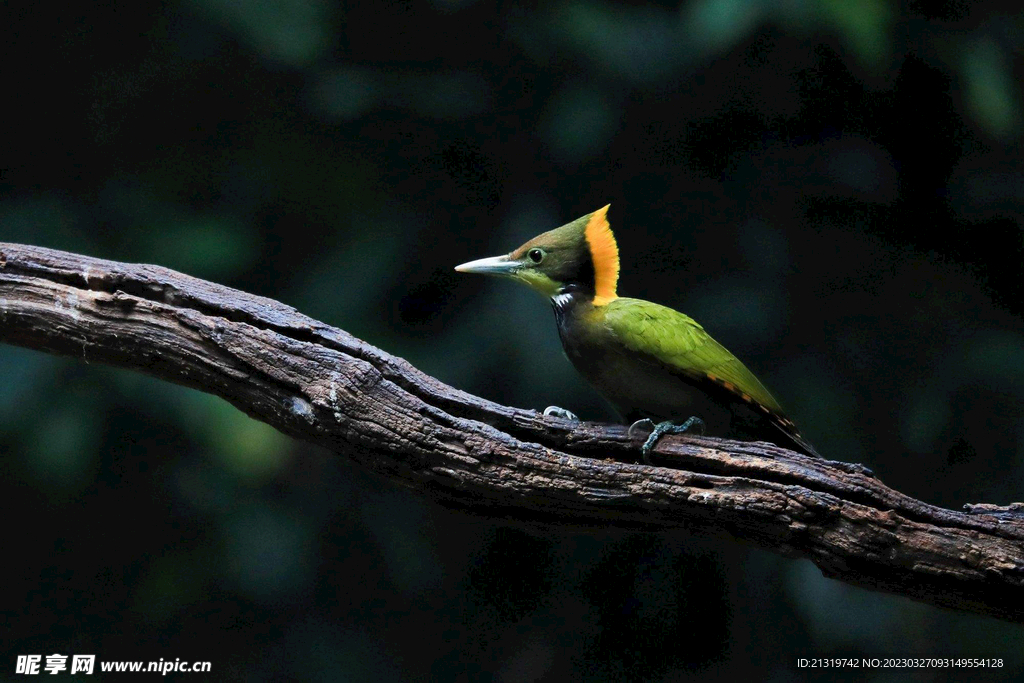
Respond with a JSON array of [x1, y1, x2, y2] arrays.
[[2, 0, 1024, 680]]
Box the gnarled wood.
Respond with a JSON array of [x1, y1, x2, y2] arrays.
[[1, 242, 1022, 622]]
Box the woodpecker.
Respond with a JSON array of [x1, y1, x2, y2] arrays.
[[455, 205, 820, 461]]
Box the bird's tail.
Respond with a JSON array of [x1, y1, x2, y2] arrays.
[[769, 416, 821, 458]]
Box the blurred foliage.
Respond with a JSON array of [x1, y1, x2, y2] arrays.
[[2, 0, 1024, 680]]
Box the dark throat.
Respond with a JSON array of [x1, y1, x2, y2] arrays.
[[550, 285, 590, 326]]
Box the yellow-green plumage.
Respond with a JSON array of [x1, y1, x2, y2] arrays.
[[455, 206, 818, 457], [596, 298, 784, 416]]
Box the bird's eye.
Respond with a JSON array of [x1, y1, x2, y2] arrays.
[[528, 248, 545, 263]]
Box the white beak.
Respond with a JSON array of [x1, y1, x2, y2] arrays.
[[454, 254, 519, 275]]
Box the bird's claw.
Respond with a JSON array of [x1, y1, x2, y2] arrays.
[[639, 416, 705, 464], [543, 406, 579, 421], [627, 418, 655, 438]]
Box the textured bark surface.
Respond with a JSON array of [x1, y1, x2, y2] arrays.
[[1, 242, 1023, 622]]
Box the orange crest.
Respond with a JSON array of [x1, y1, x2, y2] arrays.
[[585, 205, 619, 306]]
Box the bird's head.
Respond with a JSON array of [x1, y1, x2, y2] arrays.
[[455, 205, 620, 305]]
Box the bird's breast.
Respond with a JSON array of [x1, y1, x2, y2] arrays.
[[552, 300, 730, 427]]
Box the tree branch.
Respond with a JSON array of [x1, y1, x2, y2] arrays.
[[1, 242, 1022, 622]]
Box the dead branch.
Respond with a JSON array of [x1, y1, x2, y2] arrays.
[[1, 242, 1022, 622]]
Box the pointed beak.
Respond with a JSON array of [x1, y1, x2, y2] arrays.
[[454, 254, 520, 276]]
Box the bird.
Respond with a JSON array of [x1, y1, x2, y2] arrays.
[[454, 205, 820, 461]]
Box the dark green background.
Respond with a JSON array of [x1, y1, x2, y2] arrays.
[[2, 0, 1023, 680]]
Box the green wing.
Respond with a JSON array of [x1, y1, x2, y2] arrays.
[[600, 297, 784, 415]]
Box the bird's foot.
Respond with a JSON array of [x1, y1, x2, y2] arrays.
[[543, 406, 579, 421], [636, 417, 705, 464], [627, 418, 655, 439]]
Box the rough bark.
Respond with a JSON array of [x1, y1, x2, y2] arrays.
[[1, 242, 1022, 623]]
